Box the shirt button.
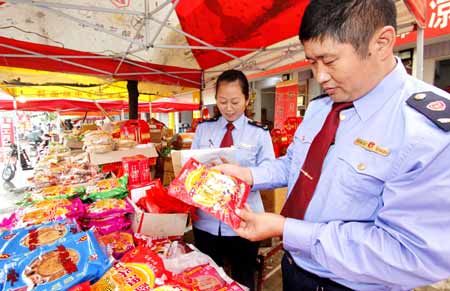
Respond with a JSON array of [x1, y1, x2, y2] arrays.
[[357, 163, 366, 171], [339, 113, 346, 121]]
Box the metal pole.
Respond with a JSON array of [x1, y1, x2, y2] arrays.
[[12, 96, 22, 167], [416, 26, 424, 81]]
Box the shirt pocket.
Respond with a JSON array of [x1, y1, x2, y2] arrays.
[[334, 151, 392, 204], [235, 143, 258, 167]]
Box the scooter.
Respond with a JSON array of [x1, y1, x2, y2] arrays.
[[2, 142, 33, 182]]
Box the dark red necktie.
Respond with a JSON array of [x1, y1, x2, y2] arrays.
[[281, 102, 353, 219], [220, 122, 234, 147]]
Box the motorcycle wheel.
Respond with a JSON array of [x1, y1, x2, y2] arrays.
[[2, 165, 15, 182]]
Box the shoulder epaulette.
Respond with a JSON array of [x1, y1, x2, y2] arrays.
[[406, 91, 450, 132], [311, 93, 329, 101], [199, 116, 219, 123], [248, 120, 269, 130]]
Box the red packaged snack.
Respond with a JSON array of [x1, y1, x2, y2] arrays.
[[168, 158, 250, 228], [92, 246, 169, 291], [68, 281, 90, 291], [173, 264, 227, 291]]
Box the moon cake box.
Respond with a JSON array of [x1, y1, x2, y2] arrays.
[[0, 230, 111, 291], [0, 219, 79, 257], [168, 158, 250, 229]]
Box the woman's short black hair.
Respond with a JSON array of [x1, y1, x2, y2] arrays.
[[299, 0, 397, 57], [215, 69, 250, 100]]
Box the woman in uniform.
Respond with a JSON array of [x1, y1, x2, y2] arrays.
[[191, 69, 275, 290]]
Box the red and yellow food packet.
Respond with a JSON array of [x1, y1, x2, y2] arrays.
[[168, 158, 250, 228]]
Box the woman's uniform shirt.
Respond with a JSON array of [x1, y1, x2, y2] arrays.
[[250, 60, 450, 291], [191, 114, 275, 236]]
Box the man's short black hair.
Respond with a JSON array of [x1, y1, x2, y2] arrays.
[[299, 0, 397, 57], [215, 69, 250, 100]]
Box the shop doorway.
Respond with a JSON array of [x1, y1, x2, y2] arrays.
[[261, 87, 276, 130], [434, 59, 450, 93]]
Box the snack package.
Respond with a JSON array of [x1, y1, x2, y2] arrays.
[[168, 158, 250, 228], [2, 199, 85, 230], [173, 264, 228, 291], [82, 176, 128, 201], [91, 246, 169, 291], [0, 219, 79, 256], [0, 231, 110, 291], [19, 185, 84, 206], [97, 231, 135, 259], [84, 198, 133, 219], [67, 281, 90, 291]]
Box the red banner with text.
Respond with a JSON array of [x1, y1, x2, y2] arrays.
[[274, 81, 298, 129]]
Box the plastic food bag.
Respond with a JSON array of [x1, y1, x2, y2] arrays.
[[81, 176, 128, 201], [0, 219, 79, 255], [168, 158, 250, 228], [91, 246, 170, 291], [0, 230, 110, 291]]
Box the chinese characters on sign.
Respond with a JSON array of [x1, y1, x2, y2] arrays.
[[429, 0, 450, 29]]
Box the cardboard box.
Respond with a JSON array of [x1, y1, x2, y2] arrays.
[[150, 129, 162, 143], [89, 143, 157, 165], [260, 187, 287, 214], [129, 198, 188, 237]]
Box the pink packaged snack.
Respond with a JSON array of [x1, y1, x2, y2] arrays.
[[1, 198, 84, 230], [89, 219, 131, 235], [84, 198, 133, 219], [168, 158, 250, 228]]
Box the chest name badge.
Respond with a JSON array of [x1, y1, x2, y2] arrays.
[[354, 138, 390, 156]]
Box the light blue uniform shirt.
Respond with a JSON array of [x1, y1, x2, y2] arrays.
[[251, 61, 450, 291], [192, 114, 275, 236]]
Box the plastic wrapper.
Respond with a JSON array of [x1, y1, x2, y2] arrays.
[[84, 198, 133, 219], [18, 185, 84, 206], [88, 219, 131, 236], [173, 264, 228, 291], [168, 158, 250, 228], [132, 236, 190, 260], [91, 246, 169, 291], [0, 230, 110, 291], [135, 180, 194, 219], [81, 176, 128, 201], [97, 231, 135, 259], [67, 281, 90, 291], [1, 198, 85, 230], [83, 130, 113, 146], [0, 219, 79, 256]]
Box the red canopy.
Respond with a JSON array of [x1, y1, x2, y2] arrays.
[[0, 36, 201, 89], [175, 0, 309, 69]]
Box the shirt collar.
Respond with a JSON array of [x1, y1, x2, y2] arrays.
[[218, 114, 247, 130], [353, 57, 407, 122]]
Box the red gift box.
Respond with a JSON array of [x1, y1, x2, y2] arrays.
[[120, 120, 151, 144]]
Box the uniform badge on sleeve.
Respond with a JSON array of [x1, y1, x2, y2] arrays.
[[407, 91, 450, 132]]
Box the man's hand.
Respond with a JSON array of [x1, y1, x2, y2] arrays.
[[213, 163, 254, 185], [234, 204, 286, 241]]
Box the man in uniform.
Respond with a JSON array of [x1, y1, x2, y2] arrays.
[[216, 0, 450, 290]]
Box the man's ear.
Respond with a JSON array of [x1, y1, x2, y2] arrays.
[[371, 26, 396, 60]]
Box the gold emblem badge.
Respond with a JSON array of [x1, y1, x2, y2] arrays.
[[413, 93, 427, 100], [354, 138, 390, 156]]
